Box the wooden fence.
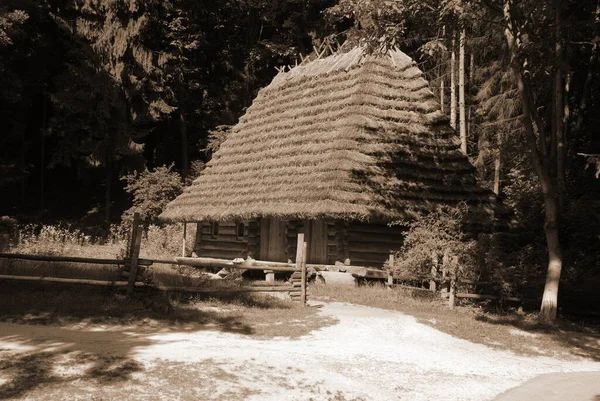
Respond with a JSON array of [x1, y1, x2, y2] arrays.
[[0, 215, 529, 309], [0, 214, 310, 304]]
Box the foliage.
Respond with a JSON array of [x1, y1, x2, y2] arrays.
[[202, 125, 231, 155], [582, 154, 600, 178], [325, 0, 441, 52], [121, 164, 183, 226], [389, 205, 479, 282]]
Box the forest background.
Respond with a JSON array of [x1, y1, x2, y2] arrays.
[[0, 0, 599, 323]]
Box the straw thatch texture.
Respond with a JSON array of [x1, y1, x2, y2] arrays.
[[160, 48, 501, 224]]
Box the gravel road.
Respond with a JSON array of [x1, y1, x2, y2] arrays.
[[1, 301, 599, 400]]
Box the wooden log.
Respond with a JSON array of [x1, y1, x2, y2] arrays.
[[456, 293, 521, 302], [176, 256, 387, 279], [0, 274, 131, 287], [248, 281, 291, 287], [0, 274, 296, 295], [176, 257, 299, 272], [194, 249, 245, 259], [0, 253, 152, 266], [155, 285, 294, 293], [301, 241, 307, 305], [198, 241, 249, 251], [127, 213, 143, 296]]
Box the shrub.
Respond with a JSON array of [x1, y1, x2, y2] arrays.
[[388, 205, 479, 284], [0, 216, 18, 251], [121, 164, 183, 226]]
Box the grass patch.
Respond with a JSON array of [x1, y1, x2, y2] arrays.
[[310, 283, 600, 361], [0, 280, 334, 338]]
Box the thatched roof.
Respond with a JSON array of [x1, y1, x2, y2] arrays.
[[160, 47, 502, 225]]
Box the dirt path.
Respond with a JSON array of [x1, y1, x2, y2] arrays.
[[1, 302, 599, 400]]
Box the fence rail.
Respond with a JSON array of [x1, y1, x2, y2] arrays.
[[0, 252, 152, 266]]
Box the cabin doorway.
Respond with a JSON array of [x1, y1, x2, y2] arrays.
[[259, 219, 287, 262], [304, 220, 328, 264]]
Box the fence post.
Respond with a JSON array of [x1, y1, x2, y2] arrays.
[[127, 212, 142, 296], [387, 253, 394, 288], [293, 233, 305, 303], [264, 270, 275, 282], [430, 252, 438, 292], [301, 241, 307, 305], [448, 277, 456, 309]]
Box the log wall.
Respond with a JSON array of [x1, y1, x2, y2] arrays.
[[195, 221, 252, 260], [194, 219, 404, 269], [347, 223, 404, 267]]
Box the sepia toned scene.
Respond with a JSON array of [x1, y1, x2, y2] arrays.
[[0, 0, 599, 400]]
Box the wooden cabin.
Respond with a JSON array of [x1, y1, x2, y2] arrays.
[[193, 219, 405, 267], [160, 47, 503, 268]]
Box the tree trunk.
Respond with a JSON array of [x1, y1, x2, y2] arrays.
[[40, 87, 47, 211], [570, 40, 597, 156], [459, 29, 467, 154], [503, 0, 564, 324], [450, 32, 457, 130], [468, 52, 475, 145], [493, 133, 501, 195], [539, 193, 562, 324], [20, 128, 26, 208], [179, 89, 189, 180], [554, 0, 565, 211]]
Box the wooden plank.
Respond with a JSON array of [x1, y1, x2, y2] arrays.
[[456, 293, 521, 302], [201, 234, 244, 243], [127, 213, 143, 296], [199, 241, 248, 252]]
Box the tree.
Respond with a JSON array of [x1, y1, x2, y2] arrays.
[[478, 0, 600, 323], [121, 164, 183, 227]]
